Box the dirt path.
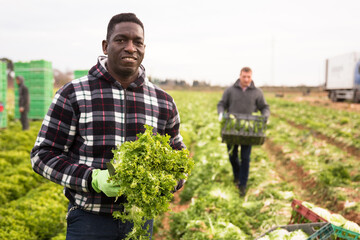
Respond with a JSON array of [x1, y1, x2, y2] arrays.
[[153, 188, 191, 240]]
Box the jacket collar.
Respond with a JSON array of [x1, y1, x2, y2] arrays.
[[234, 79, 255, 89], [89, 56, 146, 89]]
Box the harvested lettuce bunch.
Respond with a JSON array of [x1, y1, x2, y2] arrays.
[[110, 125, 194, 240]]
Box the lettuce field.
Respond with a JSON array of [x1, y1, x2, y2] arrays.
[[0, 89, 359, 239]]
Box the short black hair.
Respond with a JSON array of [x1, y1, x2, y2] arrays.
[[106, 13, 144, 41]]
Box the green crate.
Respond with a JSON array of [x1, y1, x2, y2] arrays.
[[0, 93, 6, 102], [0, 61, 6, 71], [28, 80, 53, 87], [29, 68, 53, 74], [29, 88, 54, 97], [332, 224, 360, 240], [30, 96, 53, 103], [14, 60, 53, 120], [30, 60, 52, 69], [29, 108, 48, 115], [308, 223, 334, 240], [28, 109, 49, 119], [15, 60, 52, 73], [221, 113, 267, 145], [14, 61, 30, 70], [30, 71, 53, 78], [74, 70, 88, 79], [0, 88, 6, 100], [1, 61, 7, 127], [0, 102, 6, 128], [0, 61, 6, 84], [14, 110, 19, 119]]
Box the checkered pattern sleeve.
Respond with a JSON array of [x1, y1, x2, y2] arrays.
[[166, 98, 185, 150], [30, 82, 92, 193]]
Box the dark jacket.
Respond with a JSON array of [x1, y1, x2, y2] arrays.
[[17, 77, 30, 112], [217, 79, 270, 117]]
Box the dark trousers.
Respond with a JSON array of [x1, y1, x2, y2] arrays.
[[66, 204, 153, 240], [227, 144, 252, 187], [20, 111, 29, 130]]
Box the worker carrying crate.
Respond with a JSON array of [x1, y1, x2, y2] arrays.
[[217, 66, 270, 197]]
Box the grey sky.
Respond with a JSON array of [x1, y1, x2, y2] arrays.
[[1, 0, 360, 86]]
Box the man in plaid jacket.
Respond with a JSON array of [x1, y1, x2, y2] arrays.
[[30, 13, 185, 240]]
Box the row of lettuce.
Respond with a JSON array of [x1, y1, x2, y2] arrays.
[[0, 120, 68, 240], [266, 96, 360, 149]]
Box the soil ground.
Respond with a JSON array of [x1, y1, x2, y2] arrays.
[[153, 188, 190, 240]]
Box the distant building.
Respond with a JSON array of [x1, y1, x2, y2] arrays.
[[192, 80, 210, 87], [151, 77, 189, 88]]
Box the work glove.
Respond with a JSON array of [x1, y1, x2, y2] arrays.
[[91, 169, 120, 197]]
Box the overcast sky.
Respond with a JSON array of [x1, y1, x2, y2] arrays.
[[1, 0, 360, 87]]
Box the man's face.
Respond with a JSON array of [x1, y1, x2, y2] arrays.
[[102, 22, 145, 79], [239, 71, 252, 88]]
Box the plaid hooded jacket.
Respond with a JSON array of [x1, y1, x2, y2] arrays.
[[30, 56, 185, 214]]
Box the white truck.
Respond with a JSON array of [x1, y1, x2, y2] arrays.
[[325, 52, 360, 102]]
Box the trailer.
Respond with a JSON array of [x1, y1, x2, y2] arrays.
[[325, 52, 360, 102]]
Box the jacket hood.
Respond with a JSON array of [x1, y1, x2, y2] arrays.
[[16, 76, 25, 85]]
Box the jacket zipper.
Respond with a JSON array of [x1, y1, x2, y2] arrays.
[[124, 88, 127, 141]]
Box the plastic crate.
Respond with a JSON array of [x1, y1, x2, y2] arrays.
[[221, 113, 267, 145], [309, 223, 335, 240], [74, 70, 89, 79], [290, 199, 328, 224], [0, 102, 4, 128], [332, 224, 360, 240], [255, 222, 331, 240], [30, 59, 52, 69]]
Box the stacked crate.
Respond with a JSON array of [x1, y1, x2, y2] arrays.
[[14, 60, 54, 120], [74, 70, 88, 79], [0, 61, 7, 128]]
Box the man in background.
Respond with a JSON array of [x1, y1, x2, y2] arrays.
[[217, 67, 270, 196], [16, 75, 29, 130]]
